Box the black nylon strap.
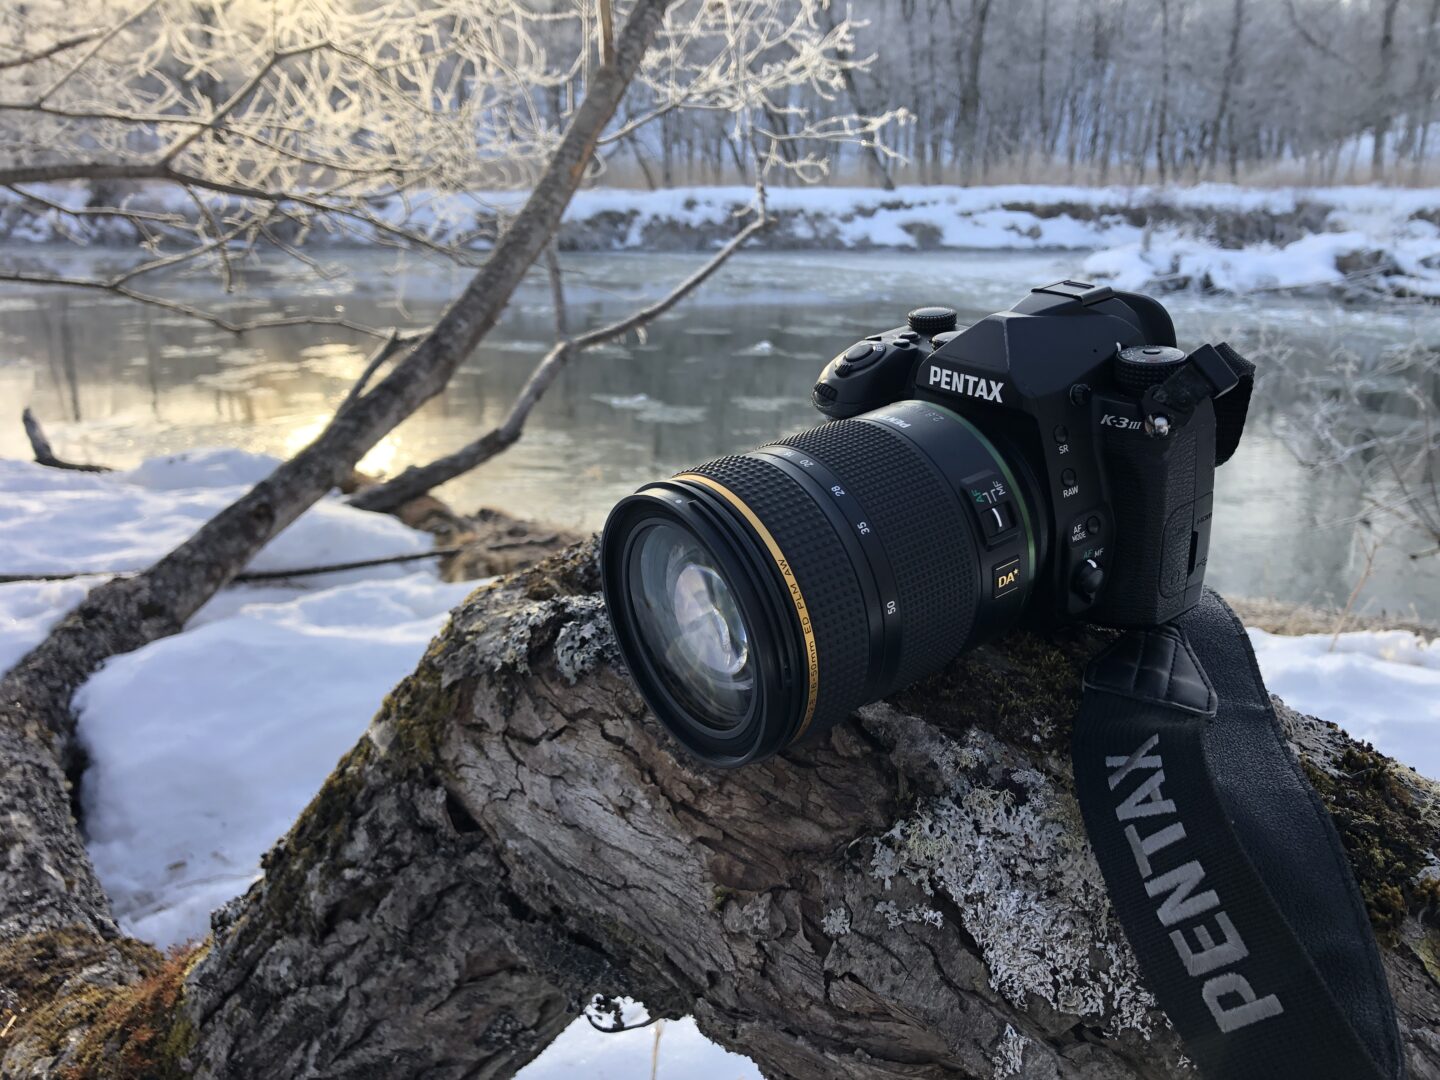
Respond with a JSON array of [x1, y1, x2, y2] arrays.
[[1072, 589, 1404, 1080]]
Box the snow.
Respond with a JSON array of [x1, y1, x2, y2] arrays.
[[1082, 221, 1440, 296], [10, 182, 1440, 297], [0, 449, 434, 583], [0, 448, 1437, 1076], [0, 452, 475, 946], [514, 1017, 761, 1080], [1249, 628, 1440, 778], [77, 574, 475, 945]]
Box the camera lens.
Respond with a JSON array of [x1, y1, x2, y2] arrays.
[[601, 400, 1038, 766]]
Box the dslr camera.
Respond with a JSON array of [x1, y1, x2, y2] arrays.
[[600, 281, 1253, 766]]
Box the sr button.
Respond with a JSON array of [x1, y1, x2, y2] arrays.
[[992, 557, 1022, 599]]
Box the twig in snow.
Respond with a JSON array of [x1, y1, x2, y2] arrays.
[[0, 546, 464, 585], [21, 409, 111, 472]]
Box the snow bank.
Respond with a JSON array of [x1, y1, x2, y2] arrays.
[[0, 453, 474, 946], [78, 573, 474, 945], [0, 449, 432, 583], [1249, 628, 1440, 780], [1083, 219, 1440, 298]]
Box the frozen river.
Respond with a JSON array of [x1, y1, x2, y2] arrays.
[[1, 245, 1437, 617]]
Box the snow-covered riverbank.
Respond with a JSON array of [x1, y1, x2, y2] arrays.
[[7, 182, 1440, 300]]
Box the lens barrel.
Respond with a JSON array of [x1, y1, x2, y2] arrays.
[[601, 399, 1037, 766]]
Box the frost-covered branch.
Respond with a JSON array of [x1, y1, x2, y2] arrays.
[[0, 1, 901, 332]]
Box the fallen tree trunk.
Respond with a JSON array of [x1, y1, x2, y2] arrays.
[[7, 543, 1437, 1078]]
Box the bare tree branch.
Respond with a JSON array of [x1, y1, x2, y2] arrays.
[[0, 29, 105, 71], [349, 206, 770, 514], [35, 0, 161, 104], [544, 241, 569, 338], [0, 546, 462, 585], [339, 329, 412, 412]]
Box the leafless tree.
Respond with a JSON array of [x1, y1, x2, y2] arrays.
[[0, 0, 897, 329]]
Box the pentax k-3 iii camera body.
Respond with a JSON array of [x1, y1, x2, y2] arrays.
[[811, 278, 1234, 633], [599, 285, 1414, 1080]]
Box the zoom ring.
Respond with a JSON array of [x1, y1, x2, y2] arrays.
[[776, 419, 979, 693], [686, 417, 981, 744]]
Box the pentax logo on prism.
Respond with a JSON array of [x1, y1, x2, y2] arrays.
[[1107, 734, 1285, 1035], [927, 364, 1004, 403]]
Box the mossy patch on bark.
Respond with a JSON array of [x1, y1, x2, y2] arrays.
[[0, 928, 199, 1078], [1303, 744, 1440, 947], [891, 628, 1107, 759], [515, 537, 601, 602]]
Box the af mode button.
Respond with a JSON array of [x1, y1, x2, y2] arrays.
[[992, 557, 1022, 599]]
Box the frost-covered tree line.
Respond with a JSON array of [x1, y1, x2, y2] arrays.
[[611, 0, 1440, 186], [0, 0, 896, 292]]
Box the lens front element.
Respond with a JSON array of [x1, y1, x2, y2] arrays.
[[630, 523, 754, 728]]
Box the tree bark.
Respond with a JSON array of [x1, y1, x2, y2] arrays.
[[1372, 0, 1402, 180], [8, 543, 1438, 1078]]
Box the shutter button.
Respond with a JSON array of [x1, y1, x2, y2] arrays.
[[838, 341, 884, 374]]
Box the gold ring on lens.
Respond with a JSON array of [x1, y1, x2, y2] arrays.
[[675, 473, 819, 736]]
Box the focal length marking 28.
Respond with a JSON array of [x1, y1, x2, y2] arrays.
[[672, 472, 821, 736], [751, 445, 905, 699]]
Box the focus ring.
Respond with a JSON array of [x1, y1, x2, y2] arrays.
[[776, 419, 979, 694]]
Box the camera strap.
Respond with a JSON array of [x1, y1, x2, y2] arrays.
[[1071, 589, 1405, 1080], [1142, 342, 1255, 465]]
